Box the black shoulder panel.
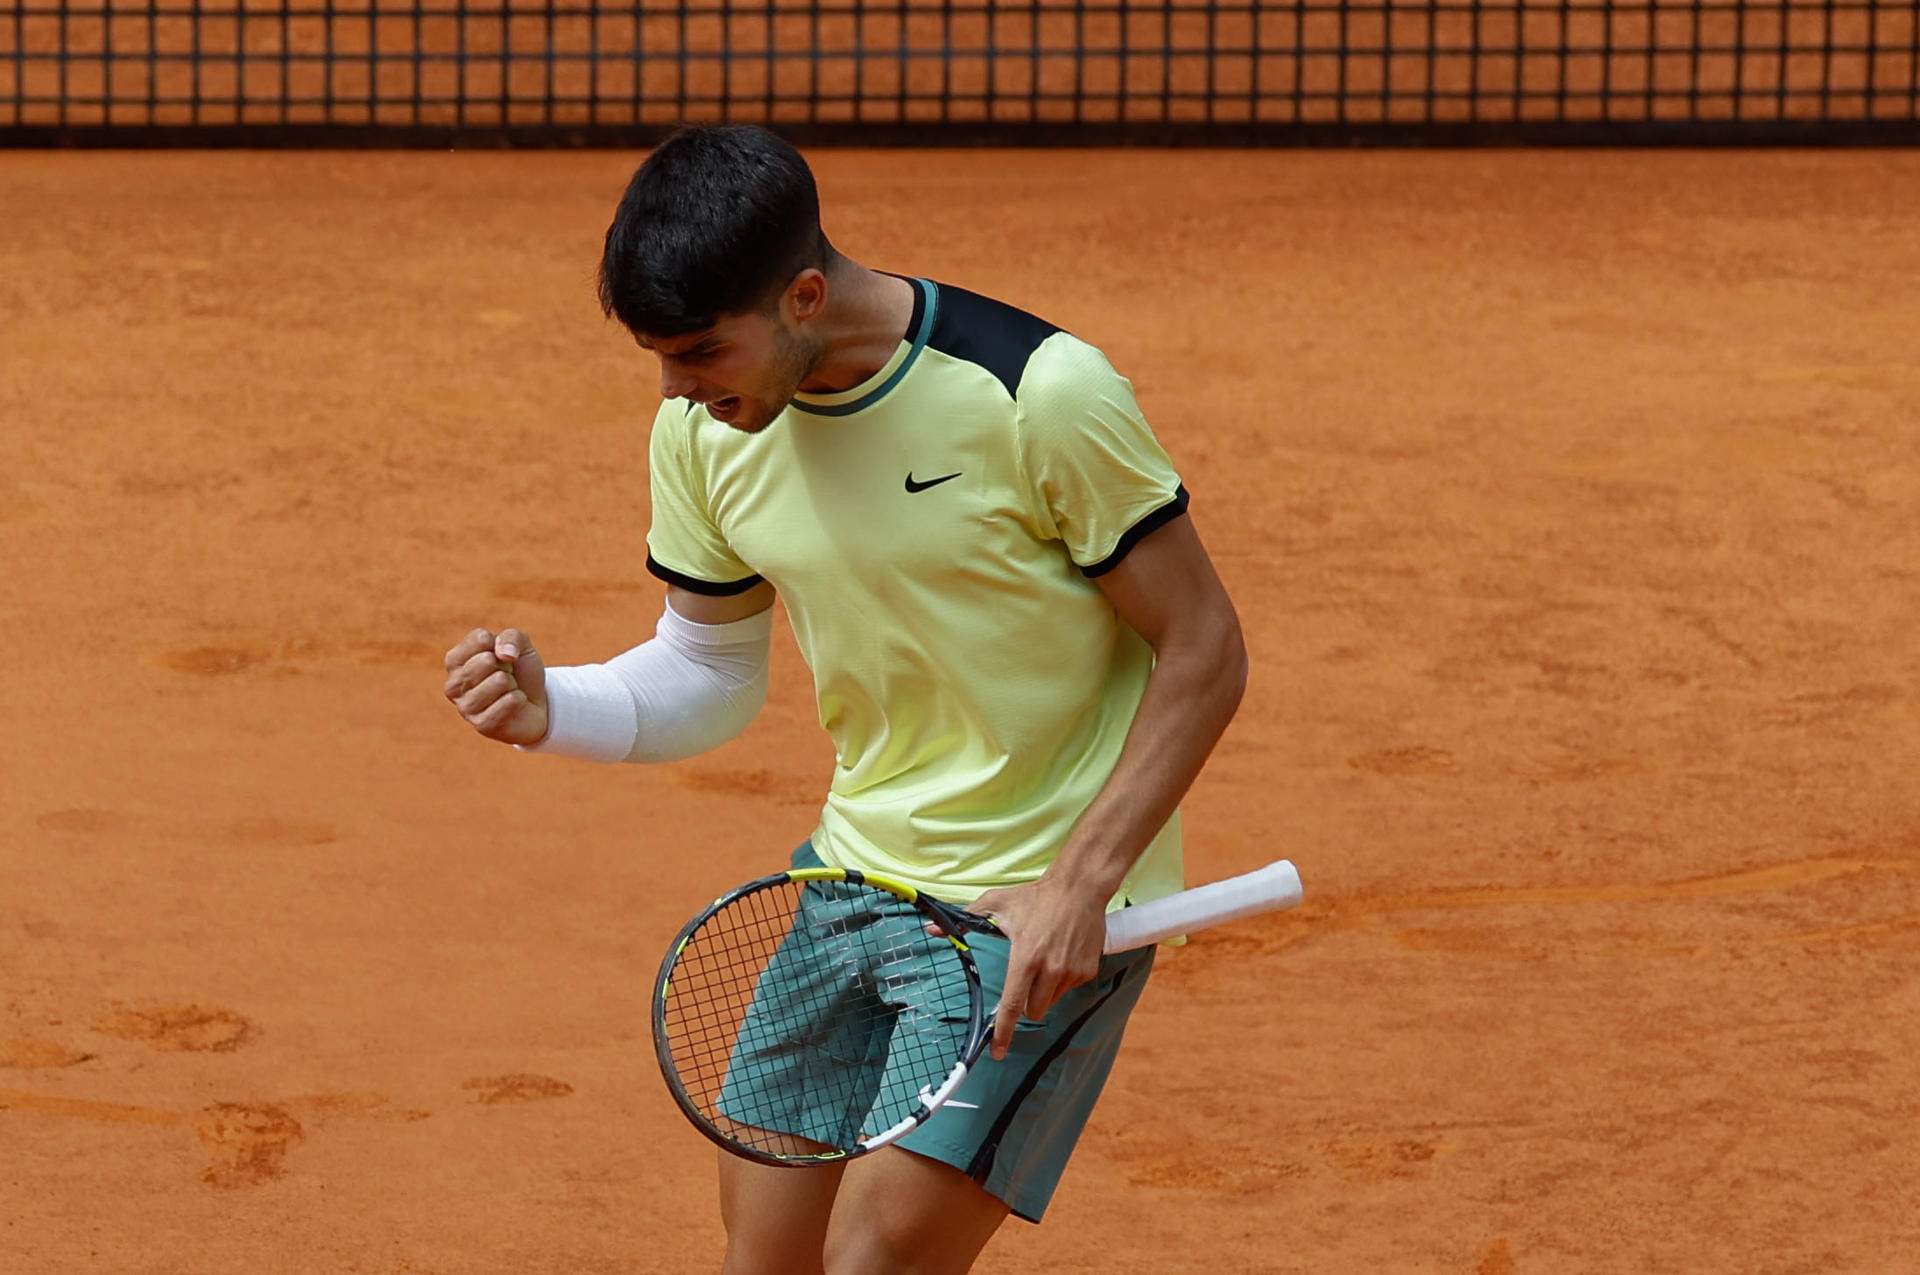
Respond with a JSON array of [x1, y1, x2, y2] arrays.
[[923, 281, 1063, 399]]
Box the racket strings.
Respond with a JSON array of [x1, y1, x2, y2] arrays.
[[661, 878, 975, 1157]]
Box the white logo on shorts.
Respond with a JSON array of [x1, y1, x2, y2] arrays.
[[917, 1080, 982, 1111]]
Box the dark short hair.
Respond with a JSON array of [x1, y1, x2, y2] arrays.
[[598, 124, 829, 337]]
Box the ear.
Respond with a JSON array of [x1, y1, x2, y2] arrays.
[[784, 268, 828, 324]]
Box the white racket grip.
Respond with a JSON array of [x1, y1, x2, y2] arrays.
[[1101, 860, 1304, 954]]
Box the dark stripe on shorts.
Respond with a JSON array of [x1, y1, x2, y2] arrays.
[[964, 964, 1139, 1184], [1081, 486, 1191, 578], [645, 553, 765, 596]]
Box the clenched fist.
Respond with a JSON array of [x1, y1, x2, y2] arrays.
[[443, 627, 549, 746]]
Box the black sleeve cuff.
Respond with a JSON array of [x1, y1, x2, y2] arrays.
[[1081, 485, 1191, 578], [646, 553, 766, 596]]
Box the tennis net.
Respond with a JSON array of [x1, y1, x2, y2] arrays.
[[4, 0, 1916, 144]]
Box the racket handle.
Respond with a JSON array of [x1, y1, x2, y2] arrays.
[[1101, 860, 1303, 954]]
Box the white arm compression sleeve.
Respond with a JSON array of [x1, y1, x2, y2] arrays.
[[520, 602, 772, 764]]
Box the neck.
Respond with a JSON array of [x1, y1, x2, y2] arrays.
[[796, 262, 917, 394]]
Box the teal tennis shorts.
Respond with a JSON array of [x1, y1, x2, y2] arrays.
[[719, 841, 1155, 1222]]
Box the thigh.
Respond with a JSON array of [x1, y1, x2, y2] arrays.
[[822, 1147, 1010, 1275], [718, 1150, 847, 1275]]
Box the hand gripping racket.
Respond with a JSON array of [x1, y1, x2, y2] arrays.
[[652, 859, 1303, 1166]]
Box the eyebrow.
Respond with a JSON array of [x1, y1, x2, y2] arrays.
[[640, 332, 720, 355]]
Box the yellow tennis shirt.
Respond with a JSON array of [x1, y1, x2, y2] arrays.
[[645, 277, 1189, 908]]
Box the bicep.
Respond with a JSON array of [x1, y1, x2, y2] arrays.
[[667, 580, 777, 626], [1090, 515, 1242, 659]]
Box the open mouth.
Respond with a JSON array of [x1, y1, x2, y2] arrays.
[[708, 395, 742, 420]]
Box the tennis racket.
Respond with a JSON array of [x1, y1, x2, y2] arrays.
[[652, 858, 1303, 1166]]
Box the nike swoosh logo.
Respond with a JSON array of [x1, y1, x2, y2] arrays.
[[904, 471, 962, 493], [917, 1081, 982, 1111]]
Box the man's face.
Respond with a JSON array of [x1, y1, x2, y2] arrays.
[[640, 309, 821, 436]]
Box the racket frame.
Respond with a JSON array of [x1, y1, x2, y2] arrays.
[[651, 866, 995, 1168]]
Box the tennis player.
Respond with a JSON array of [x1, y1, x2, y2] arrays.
[[442, 124, 1247, 1274]]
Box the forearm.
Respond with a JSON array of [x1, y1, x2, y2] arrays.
[[523, 604, 771, 763], [1046, 622, 1248, 899]]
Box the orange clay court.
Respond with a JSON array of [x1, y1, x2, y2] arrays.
[[2, 148, 1918, 1273]]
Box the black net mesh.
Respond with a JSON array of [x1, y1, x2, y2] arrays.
[[3, 1, 1914, 143]]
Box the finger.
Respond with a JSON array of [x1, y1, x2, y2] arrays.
[[445, 650, 508, 701], [445, 628, 496, 672], [1022, 977, 1059, 1026], [963, 891, 1010, 934], [1048, 957, 1101, 1015], [473, 688, 529, 734], [1026, 969, 1081, 1024], [456, 671, 514, 720], [924, 917, 989, 939], [495, 627, 534, 664], [992, 964, 1032, 1061], [456, 670, 518, 719], [923, 900, 963, 939]]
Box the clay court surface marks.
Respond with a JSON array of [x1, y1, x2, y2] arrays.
[[4, 149, 1919, 1272]]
